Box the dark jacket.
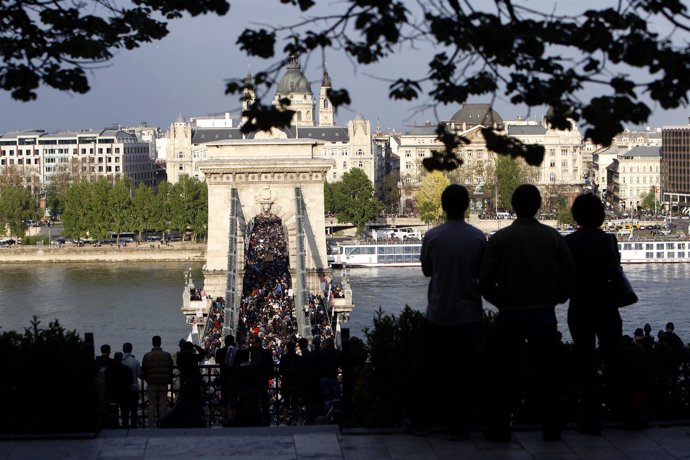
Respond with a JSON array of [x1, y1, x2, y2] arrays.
[[142, 347, 174, 385]]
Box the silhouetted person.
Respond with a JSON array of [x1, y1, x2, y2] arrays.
[[279, 341, 302, 411], [641, 323, 655, 350], [299, 337, 320, 423], [159, 380, 205, 428], [121, 342, 142, 428], [564, 193, 624, 435], [176, 340, 205, 387], [250, 335, 274, 426], [95, 344, 113, 426], [480, 184, 575, 442], [142, 335, 173, 427], [105, 352, 134, 428], [661, 322, 684, 347], [216, 334, 239, 425], [411, 183, 486, 438]]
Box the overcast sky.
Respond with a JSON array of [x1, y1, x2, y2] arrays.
[[1, 0, 688, 135]]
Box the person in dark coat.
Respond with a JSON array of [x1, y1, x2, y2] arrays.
[[105, 352, 134, 428], [564, 193, 625, 435]]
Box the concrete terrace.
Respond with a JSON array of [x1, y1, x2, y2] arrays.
[[2, 424, 690, 459]]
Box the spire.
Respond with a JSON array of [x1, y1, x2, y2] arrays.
[[245, 65, 253, 89], [322, 65, 331, 87], [288, 54, 300, 70]]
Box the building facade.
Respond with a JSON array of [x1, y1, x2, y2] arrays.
[[0, 129, 156, 189], [613, 146, 661, 211], [661, 125, 690, 208], [164, 57, 376, 188]]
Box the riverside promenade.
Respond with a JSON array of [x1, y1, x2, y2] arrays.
[[0, 242, 206, 263], [2, 424, 690, 459]]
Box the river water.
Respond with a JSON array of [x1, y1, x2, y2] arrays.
[[0, 262, 687, 353]]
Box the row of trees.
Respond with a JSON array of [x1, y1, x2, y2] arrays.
[[0, 169, 208, 242], [60, 176, 208, 242]]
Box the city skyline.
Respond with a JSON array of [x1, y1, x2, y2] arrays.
[[1, 0, 689, 135]]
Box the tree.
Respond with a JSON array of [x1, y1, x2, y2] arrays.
[[495, 156, 524, 212], [131, 183, 155, 241], [334, 168, 383, 234], [556, 195, 575, 228], [61, 179, 91, 239], [109, 177, 133, 243], [6, 1, 690, 173], [414, 171, 449, 225], [382, 172, 401, 215], [0, 185, 40, 238], [640, 188, 661, 213]]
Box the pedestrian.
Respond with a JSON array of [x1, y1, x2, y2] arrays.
[[121, 342, 142, 428], [480, 184, 575, 442], [563, 193, 624, 435], [142, 335, 174, 428], [410, 183, 486, 439]]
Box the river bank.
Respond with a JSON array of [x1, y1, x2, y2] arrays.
[[0, 243, 206, 263]]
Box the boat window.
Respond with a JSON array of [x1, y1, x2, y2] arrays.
[[646, 243, 654, 250], [364, 247, 375, 254], [623, 243, 632, 250], [657, 252, 664, 258], [656, 244, 665, 250], [679, 243, 686, 250], [668, 252, 675, 258], [679, 252, 686, 258], [646, 252, 654, 258], [634, 243, 643, 250], [345, 247, 360, 255], [667, 243, 675, 250]]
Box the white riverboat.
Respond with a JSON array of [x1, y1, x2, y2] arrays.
[[329, 240, 422, 268], [617, 239, 690, 263]]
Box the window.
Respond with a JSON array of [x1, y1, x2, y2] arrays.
[[358, 161, 363, 168], [342, 161, 347, 168], [178, 152, 184, 159], [549, 173, 556, 182]]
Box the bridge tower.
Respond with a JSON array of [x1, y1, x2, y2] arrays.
[[199, 139, 333, 338]]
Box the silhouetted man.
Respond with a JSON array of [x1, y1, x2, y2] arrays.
[[480, 184, 575, 442], [142, 335, 173, 427], [411, 184, 486, 438]]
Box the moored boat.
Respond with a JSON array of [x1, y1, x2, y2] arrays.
[[617, 239, 690, 263], [329, 240, 422, 268]]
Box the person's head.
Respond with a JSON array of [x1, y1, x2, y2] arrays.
[[286, 341, 296, 353], [225, 335, 235, 346], [511, 184, 541, 218], [634, 328, 644, 340], [570, 193, 605, 228], [152, 335, 162, 347], [122, 342, 133, 353], [113, 351, 124, 362], [644, 323, 652, 334], [100, 344, 111, 355], [666, 322, 675, 332], [323, 337, 335, 350], [441, 184, 470, 220], [298, 337, 309, 350], [179, 338, 187, 349]]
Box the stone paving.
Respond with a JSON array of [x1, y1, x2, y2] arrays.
[[1, 425, 690, 459]]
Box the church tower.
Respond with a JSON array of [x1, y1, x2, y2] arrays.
[[318, 66, 334, 127], [165, 113, 192, 184], [274, 56, 314, 127], [241, 66, 255, 127]]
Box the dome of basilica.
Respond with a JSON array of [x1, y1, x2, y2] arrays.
[[276, 56, 313, 95]]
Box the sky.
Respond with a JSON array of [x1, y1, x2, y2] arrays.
[[1, 0, 689, 135]]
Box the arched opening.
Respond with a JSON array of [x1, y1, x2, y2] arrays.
[[236, 214, 295, 345]]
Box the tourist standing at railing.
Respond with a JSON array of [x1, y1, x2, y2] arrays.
[[480, 184, 575, 442], [216, 334, 239, 426], [105, 352, 134, 428], [121, 342, 142, 428], [142, 335, 174, 428], [411, 184, 486, 439], [563, 193, 625, 435], [176, 340, 205, 388], [250, 335, 275, 426], [94, 344, 114, 427], [299, 337, 321, 423]]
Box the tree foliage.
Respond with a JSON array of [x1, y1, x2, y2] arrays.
[[334, 168, 383, 234], [0, 184, 41, 238], [382, 171, 401, 215], [640, 188, 661, 212], [556, 195, 575, 227], [5, 1, 690, 173], [414, 171, 449, 225], [495, 156, 524, 212], [61, 178, 207, 241]]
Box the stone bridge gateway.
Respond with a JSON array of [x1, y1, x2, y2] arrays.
[[199, 139, 333, 337]]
